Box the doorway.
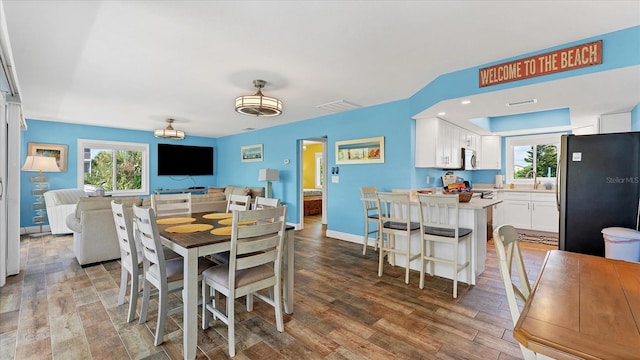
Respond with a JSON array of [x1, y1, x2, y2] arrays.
[[300, 138, 327, 229]]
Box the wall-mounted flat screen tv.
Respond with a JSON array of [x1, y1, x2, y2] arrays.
[[158, 143, 214, 176]]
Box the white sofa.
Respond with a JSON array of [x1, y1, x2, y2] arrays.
[[66, 196, 142, 266], [43, 189, 87, 234]]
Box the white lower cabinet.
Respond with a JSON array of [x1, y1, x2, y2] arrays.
[[501, 191, 558, 232]]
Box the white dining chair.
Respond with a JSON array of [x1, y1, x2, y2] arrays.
[[133, 204, 215, 346], [111, 200, 143, 323], [416, 193, 472, 298], [360, 187, 380, 255], [493, 224, 553, 360], [253, 196, 280, 209], [376, 191, 421, 284], [201, 206, 287, 357], [226, 194, 251, 212], [151, 193, 192, 217]]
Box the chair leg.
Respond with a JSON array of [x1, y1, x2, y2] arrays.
[[362, 221, 369, 255], [202, 280, 210, 329], [378, 233, 385, 277], [389, 235, 396, 266], [274, 284, 284, 332], [247, 292, 254, 311], [419, 238, 426, 289], [154, 285, 167, 346], [466, 236, 472, 286], [118, 266, 128, 305], [227, 294, 236, 357], [139, 280, 151, 324], [453, 242, 459, 299], [404, 234, 410, 284], [127, 270, 139, 323]]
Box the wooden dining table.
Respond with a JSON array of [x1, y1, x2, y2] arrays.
[[514, 250, 640, 360], [156, 212, 295, 360]]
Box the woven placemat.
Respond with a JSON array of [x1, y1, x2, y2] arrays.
[[165, 223, 214, 233], [202, 213, 233, 220], [218, 218, 256, 226], [211, 227, 232, 236], [156, 217, 196, 225]]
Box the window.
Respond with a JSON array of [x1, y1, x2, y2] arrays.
[[78, 139, 149, 196], [505, 134, 560, 184]]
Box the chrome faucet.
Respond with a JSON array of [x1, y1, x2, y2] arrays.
[[527, 170, 539, 189]]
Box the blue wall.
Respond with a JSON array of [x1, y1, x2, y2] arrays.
[[21, 120, 217, 228], [20, 26, 640, 239]]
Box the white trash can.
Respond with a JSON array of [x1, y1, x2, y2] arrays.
[[601, 227, 640, 262]]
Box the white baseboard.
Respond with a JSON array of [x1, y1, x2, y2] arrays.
[[21, 225, 51, 235]]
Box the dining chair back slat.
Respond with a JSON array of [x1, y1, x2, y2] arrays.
[[151, 193, 192, 217], [254, 196, 281, 209], [226, 194, 251, 212]]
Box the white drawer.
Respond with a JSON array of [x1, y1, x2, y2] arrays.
[[502, 192, 531, 201], [532, 192, 556, 202]]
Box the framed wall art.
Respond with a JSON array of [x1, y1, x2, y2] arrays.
[[28, 142, 68, 171], [335, 136, 384, 164], [241, 144, 263, 162]]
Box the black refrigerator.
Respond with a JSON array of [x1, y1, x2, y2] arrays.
[[559, 132, 640, 256]]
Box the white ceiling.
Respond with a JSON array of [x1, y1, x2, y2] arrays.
[[3, 1, 640, 138]]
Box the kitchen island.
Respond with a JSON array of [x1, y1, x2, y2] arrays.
[[389, 194, 501, 285]]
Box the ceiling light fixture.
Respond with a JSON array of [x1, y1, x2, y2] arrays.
[[437, 112, 446, 116], [235, 79, 282, 117], [154, 118, 185, 140], [461, 100, 471, 105]]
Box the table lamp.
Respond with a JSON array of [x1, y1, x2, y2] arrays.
[[258, 169, 279, 198], [22, 155, 61, 235]]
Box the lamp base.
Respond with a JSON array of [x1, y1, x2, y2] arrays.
[[266, 181, 273, 198]]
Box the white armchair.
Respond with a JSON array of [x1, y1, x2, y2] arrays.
[[43, 189, 86, 234]]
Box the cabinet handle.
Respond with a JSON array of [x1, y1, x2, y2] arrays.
[[0, 176, 3, 200], [528, 203, 530, 211]]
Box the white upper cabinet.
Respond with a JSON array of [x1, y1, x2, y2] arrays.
[[416, 117, 464, 169], [477, 135, 502, 169]]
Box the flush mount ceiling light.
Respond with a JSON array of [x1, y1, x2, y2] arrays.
[[235, 79, 282, 117], [154, 118, 185, 140]]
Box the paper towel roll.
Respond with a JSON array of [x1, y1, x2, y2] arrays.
[[495, 175, 504, 188]]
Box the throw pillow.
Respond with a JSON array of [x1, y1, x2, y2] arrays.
[[208, 187, 225, 193]]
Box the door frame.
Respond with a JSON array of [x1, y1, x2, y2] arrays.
[[299, 137, 327, 229]]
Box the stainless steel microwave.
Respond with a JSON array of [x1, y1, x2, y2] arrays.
[[463, 148, 477, 170]]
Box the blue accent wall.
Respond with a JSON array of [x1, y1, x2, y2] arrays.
[[20, 26, 640, 240], [490, 108, 570, 133], [21, 119, 217, 228]]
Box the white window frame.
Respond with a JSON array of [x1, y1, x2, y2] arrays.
[[505, 133, 561, 185], [77, 139, 149, 196]]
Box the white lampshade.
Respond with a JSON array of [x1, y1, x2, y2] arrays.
[[21, 155, 60, 175], [258, 169, 279, 182]]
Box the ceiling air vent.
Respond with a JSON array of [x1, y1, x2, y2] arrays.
[[506, 98, 538, 107], [317, 100, 361, 113]]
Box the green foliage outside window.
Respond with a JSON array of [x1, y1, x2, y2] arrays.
[[514, 144, 558, 179], [84, 149, 142, 191]]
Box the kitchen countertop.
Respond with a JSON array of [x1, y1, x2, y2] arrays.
[[472, 184, 556, 193], [459, 197, 502, 209]]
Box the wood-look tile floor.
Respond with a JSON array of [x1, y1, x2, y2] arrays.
[[0, 216, 552, 359]]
